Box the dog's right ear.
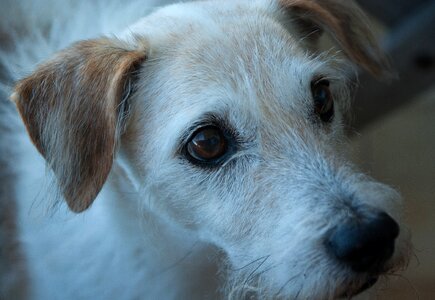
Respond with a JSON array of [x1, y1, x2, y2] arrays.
[[11, 38, 147, 213]]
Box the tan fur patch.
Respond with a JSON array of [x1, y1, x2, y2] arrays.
[[279, 0, 391, 78], [12, 38, 147, 212]]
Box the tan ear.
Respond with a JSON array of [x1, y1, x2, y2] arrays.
[[279, 0, 391, 78], [11, 38, 147, 212]]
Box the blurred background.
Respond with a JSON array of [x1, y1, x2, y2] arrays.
[[352, 0, 435, 298]]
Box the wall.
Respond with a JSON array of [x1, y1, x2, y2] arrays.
[[352, 87, 435, 299]]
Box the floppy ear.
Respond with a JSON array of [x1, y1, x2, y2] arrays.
[[279, 0, 391, 78], [11, 38, 147, 212]]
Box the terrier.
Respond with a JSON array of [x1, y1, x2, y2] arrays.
[[1, 0, 411, 298]]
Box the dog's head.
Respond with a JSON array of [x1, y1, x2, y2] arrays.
[[12, 0, 411, 298]]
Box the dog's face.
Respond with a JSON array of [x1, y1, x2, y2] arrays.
[[12, 0, 411, 298]]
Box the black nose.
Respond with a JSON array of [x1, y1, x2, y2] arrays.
[[326, 212, 400, 272]]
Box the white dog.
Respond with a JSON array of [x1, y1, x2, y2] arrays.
[[1, 0, 411, 299]]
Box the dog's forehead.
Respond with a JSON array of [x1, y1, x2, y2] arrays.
[[131, 1, 331, 146]]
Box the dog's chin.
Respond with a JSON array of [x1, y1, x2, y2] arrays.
[[336, 277, 378, 299]]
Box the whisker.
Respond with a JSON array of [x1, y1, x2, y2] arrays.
[[294, 284, 303, 300], [230, 255, 271, 272], [275, 274, 299, 297], [243, 255, 270, 285], [155, 241, 199, 276], [254, 263, 278, 278], [411, 250, 420, 267]]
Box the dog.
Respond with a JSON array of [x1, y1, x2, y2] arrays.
[[0, 0, 411, 299]]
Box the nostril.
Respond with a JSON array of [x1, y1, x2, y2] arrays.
[[326, 212, 400, 273]]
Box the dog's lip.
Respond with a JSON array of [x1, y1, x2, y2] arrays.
[[338, 277, 378, 298]]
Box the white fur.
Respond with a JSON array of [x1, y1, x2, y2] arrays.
[[1, 0, 411, 299]]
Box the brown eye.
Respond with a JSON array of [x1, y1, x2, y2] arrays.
[[186, 126, 228, 163], [312, 79, 334, 123]]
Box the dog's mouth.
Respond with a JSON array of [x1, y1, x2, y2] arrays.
[[338, 276, 378, 299]]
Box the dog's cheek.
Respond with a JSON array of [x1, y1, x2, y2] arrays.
[[145, 160, 265, 242]]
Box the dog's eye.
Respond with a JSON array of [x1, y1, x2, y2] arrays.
[[186, 126, 228, 163], [312, 79, 334, 123]]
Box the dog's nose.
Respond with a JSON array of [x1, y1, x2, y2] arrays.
[[326, 212, 399, 272]]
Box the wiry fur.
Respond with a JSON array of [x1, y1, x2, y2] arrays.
[[1, 0, 411, 299]]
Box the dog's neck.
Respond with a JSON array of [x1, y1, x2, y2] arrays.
[[18, 154, 221, 299]]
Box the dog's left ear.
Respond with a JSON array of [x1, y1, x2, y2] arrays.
[[11, 38, 147, 212], [279, 0, 391, 78]]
